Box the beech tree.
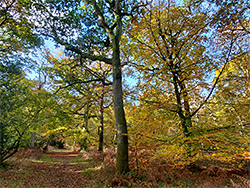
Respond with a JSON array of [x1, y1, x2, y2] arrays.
[[32, 0, 146, 173], [128, 1, 211, 137], [126, 0, 250, 158]]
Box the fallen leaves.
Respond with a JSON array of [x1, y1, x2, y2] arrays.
[[0, 152, 89, 188]]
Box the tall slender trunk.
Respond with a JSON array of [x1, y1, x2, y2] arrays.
[[30, 70, 43, 148], [112, 33, 129, 173], [89, 0, 129, 174], [81, 95, 90, 151], [98, 81, 104, 152], [84, 96, 89, 133], [0, 121, 3, 166]]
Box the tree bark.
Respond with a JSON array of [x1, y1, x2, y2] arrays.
[[81, 93, 90, 152], [30, 132, 36, 148], [0, 121, 3, 166], [172, 71, 191, 137], [179, 79, 192, 135], [98, 81, 104, 152], [112, 25, 129, 173]]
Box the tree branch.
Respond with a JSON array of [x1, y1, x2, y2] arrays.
[[191, 35, 235, 117], [53, 79, 102, 94], [52, 32, 112, 64], [89, 0, 114, 39]]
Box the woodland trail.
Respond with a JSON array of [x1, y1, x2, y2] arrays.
[[2, 149, 250, 187], [0, 151, 102, 188]]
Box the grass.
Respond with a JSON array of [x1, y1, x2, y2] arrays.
[[82, 168, 96, 175], [49, 149, 73, 152], [69, 157, 89, 168], [36, 156, 61, 163], [71, 157, 85, 162], [39, 156, 51, 162]]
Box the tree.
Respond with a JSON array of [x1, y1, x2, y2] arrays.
[[0, 0, 42, 166], [190, 53, 250, 161], [207, 0, 250, 33], [32, 0, 145, 173], [126, 0, 250, 157], [0, 72, 44, 165], [128, 1, 210, 137], [0, 0, 42, 71]]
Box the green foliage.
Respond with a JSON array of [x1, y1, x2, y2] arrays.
[[0, 0, 45, 165], [72, 157, 85, 163], [0, 73, 43, 164], [0, 0, 42, 55]]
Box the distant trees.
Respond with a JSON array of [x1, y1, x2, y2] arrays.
[[44, 51, 113, 152]]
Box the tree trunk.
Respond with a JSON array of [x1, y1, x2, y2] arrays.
[[180, 117, 191, 137], [98, 81, 104, 152], [180, 80, 192, 136], [81, 94, 90, 152], [0, 121, 3, 166], [73, 140, 76, 152], [172, 70, 192, 137], [112, 33, 129, 173], [30, 132, 36, 148]]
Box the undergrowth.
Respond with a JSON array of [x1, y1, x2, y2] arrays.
[[79, 147, 250, 187]]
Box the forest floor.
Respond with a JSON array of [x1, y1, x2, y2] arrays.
[[1, 147, 250, 187], [0, 148, 112, 187]]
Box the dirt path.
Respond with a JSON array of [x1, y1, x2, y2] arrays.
[[2, 150, 250, 187], [0, 152, 97, 188]]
